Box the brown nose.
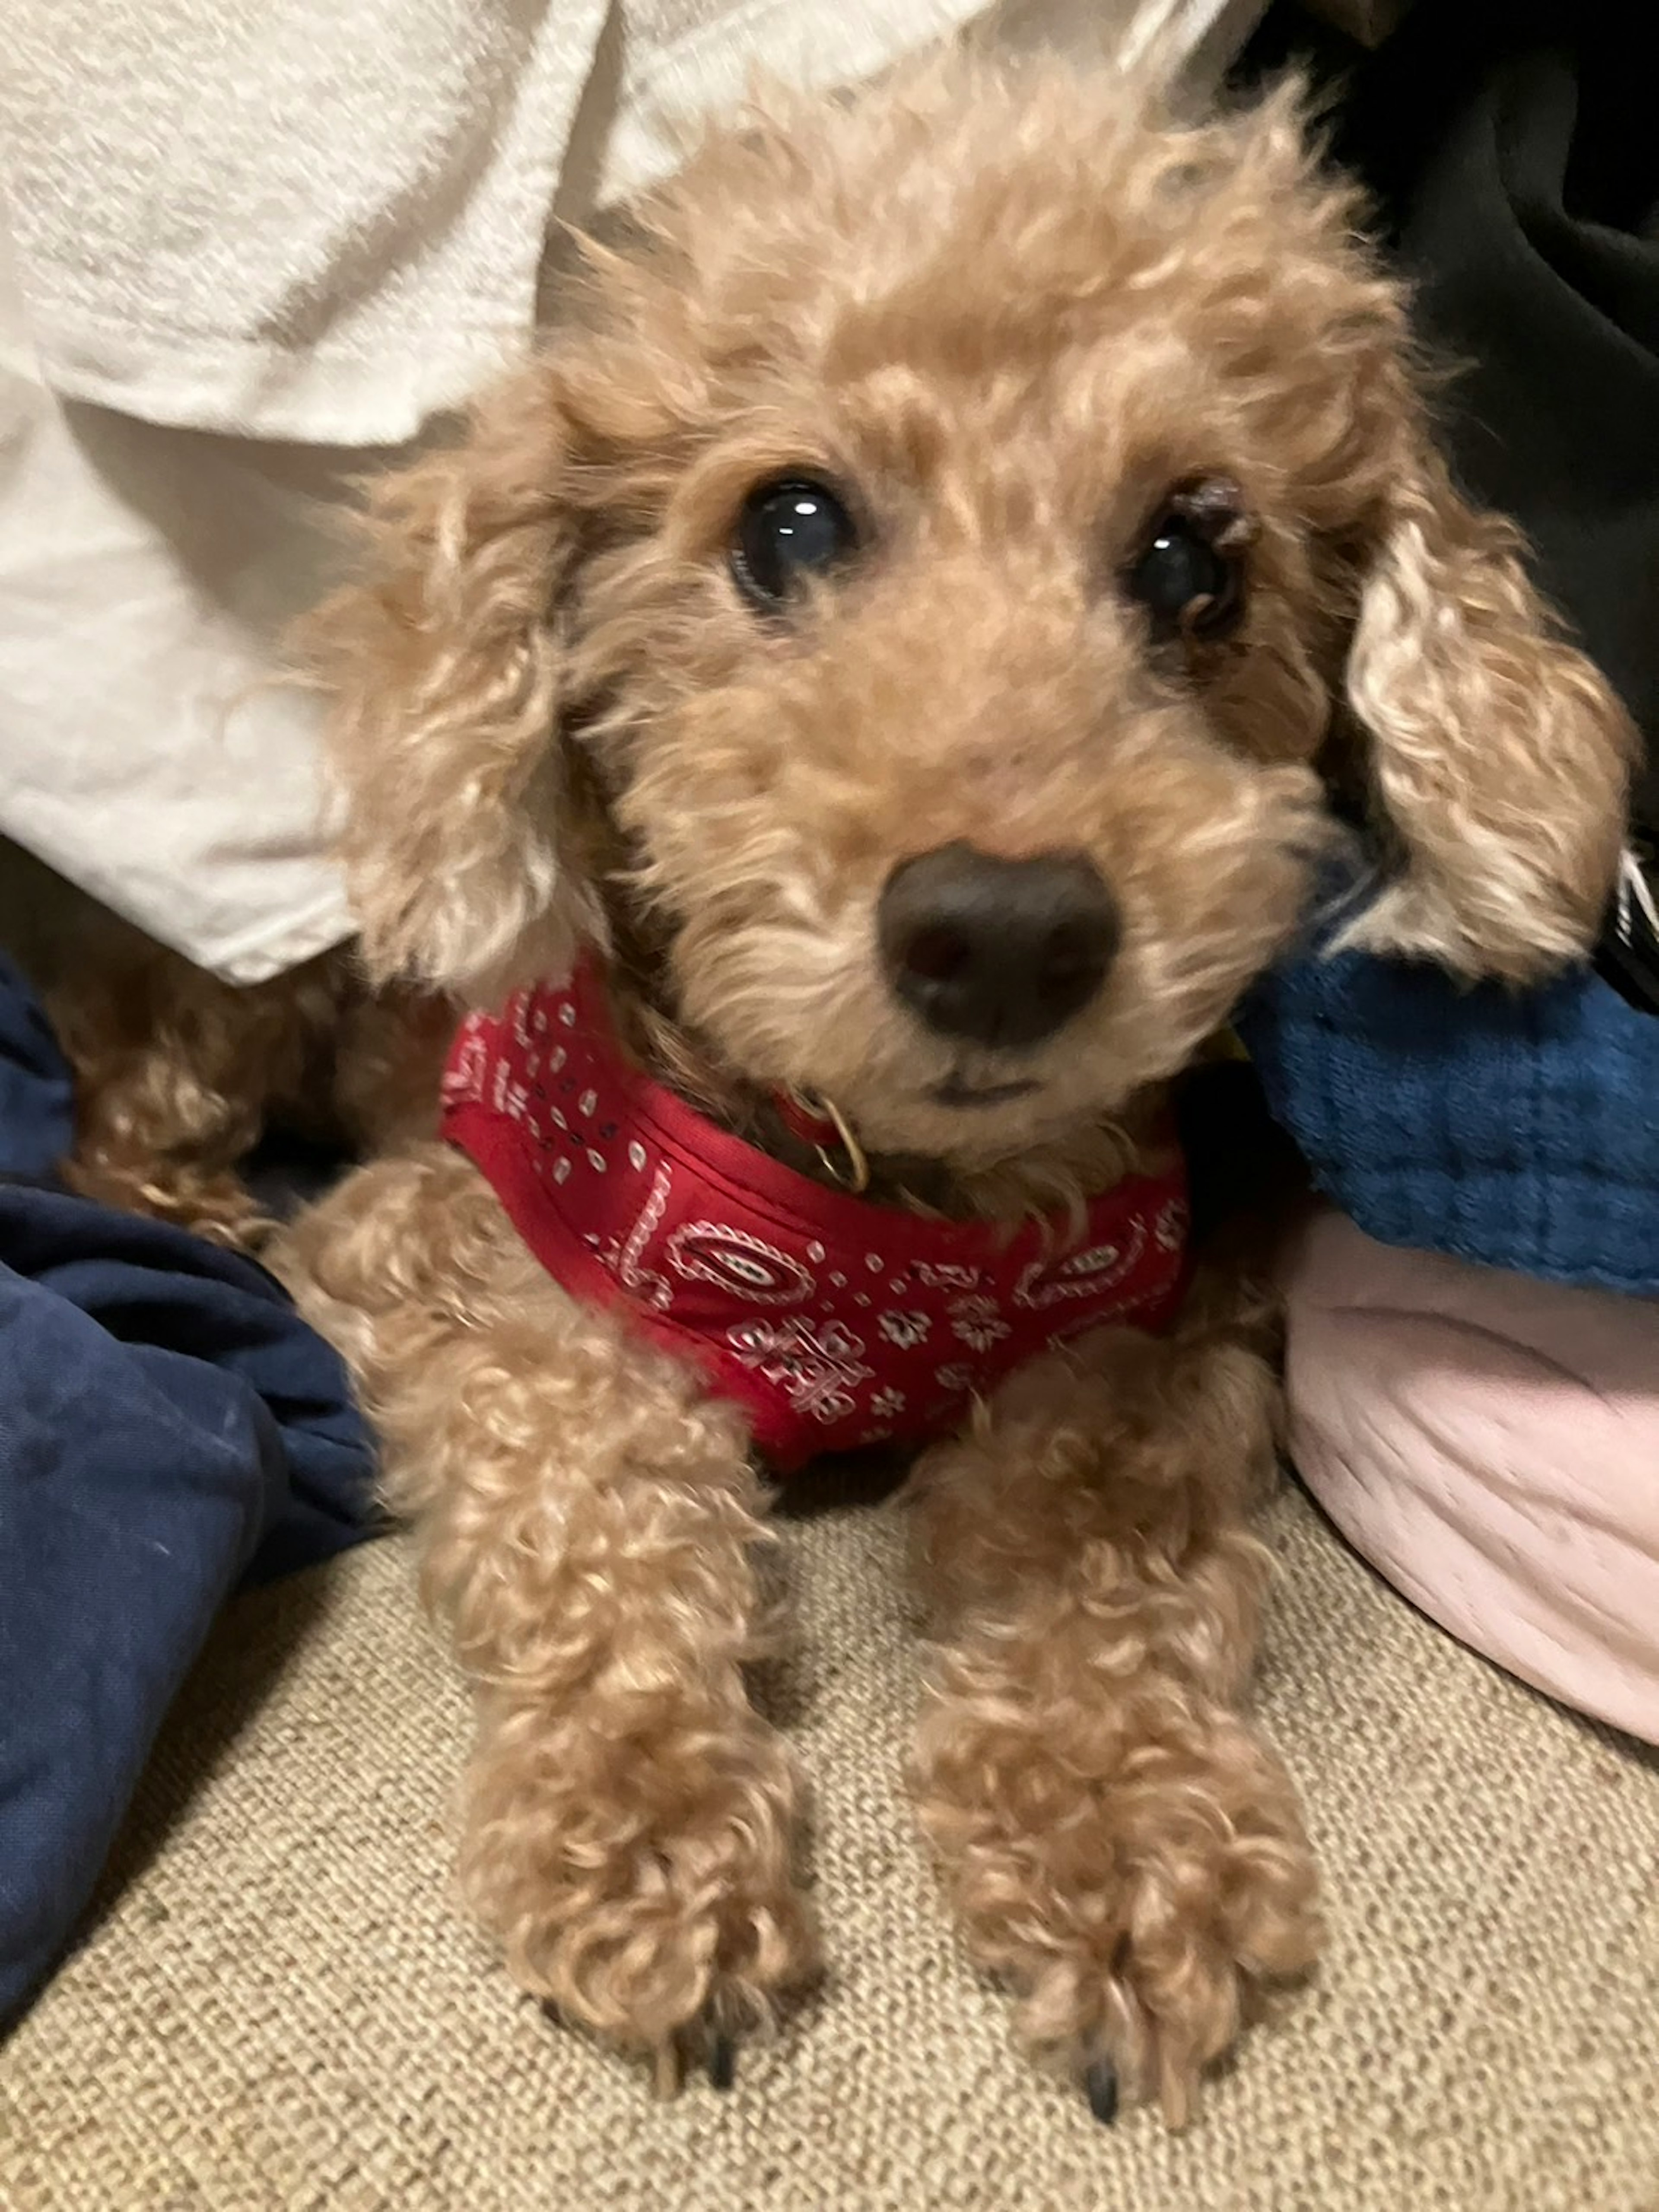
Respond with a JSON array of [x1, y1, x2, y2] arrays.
[[877, 843, 1119, 1050]]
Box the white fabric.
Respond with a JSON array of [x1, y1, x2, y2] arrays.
[[2, 0, 1049, 447], [0, 0, 1264, 982], [0, 283, 365, 980]]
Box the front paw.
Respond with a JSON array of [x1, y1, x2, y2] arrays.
[[915, 1669, 1321, 2126], [461, 1718, 819, 2084]]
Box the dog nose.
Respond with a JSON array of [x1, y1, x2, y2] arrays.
[[878, 843, 1119, 1050]]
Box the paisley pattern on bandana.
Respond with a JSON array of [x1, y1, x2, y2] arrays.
[[442, 968, 1189, 1470]]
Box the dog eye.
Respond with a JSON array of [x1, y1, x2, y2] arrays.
[[1126, 512, 1244, 642], [732, 478, 858, 608]]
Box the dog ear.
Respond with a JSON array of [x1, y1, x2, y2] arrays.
[[1336, 445, 1634, 982], [302, 364, 601, 1004]]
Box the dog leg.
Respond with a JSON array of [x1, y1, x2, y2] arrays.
[[279, 1148, 817, 2085], [906, 1284, 1321, 2125], [44, 945, 371, 1248], [48, 962, 283, 1245]]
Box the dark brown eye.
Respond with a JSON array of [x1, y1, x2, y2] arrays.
[[1125, 478, 1252, 643], [732, 477, 858, 608]]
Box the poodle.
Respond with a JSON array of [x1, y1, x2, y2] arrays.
[[273, 53, 1632, 2123]]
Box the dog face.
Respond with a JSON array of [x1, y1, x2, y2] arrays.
[[573, 302, 1339, 1166], [309, 59, 1631, 1169]]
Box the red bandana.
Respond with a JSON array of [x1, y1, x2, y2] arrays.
[[441, 968, 1190, 1471]]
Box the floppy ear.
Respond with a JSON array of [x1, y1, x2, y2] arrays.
[[301, 364, 600, 1005], [1337, 446, 1634, 982]]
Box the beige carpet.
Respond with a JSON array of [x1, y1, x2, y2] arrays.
[[4, 1480, 1656, 2212]]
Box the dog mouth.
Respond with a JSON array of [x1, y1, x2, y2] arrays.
[[926, 1073, 1041, 1110]]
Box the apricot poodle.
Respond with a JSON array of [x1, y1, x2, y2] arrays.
[[274, 54, 1631, 2122]]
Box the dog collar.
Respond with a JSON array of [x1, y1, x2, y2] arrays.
[[768, 1085, 871, 1191], [440, 965, 1191, 1470]]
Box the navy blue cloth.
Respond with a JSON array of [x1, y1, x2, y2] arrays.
[[1241, 899, 1659, 1296], [0, 957, 378, 2027]]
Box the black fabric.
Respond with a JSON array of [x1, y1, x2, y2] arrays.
[[1252, 0, 1659, 816], [1240, 0, 1659, 999]]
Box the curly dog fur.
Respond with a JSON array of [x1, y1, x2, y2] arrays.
[[0, 839, 447, 1246], [273, 53, 1631, 2120]]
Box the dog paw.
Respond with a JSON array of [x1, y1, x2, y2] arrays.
[[917, 1696, 1321, 2126], [537, 1847, 817, 2090], [466, 1729, 818, 2083]]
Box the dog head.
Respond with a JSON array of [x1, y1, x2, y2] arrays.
[[305, 57, 1632, 1170]]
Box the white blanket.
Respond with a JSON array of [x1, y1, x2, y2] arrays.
[[0, 0, 1262, 981]]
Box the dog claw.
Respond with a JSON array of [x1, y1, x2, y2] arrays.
[[1083, 2058, 1119, 2126], [706, 2033, 737, 2091], [533, 1998, 740, 2097]]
